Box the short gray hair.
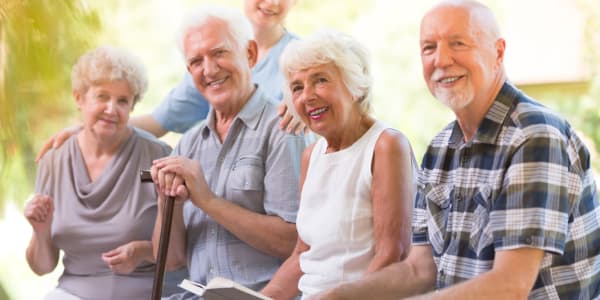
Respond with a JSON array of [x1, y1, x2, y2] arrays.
[[176, 5, 254, 57], [280, 29, 373, 114], [71, 45, 148, 103]]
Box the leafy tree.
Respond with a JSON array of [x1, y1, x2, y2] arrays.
[[0, 0, 101, 213]]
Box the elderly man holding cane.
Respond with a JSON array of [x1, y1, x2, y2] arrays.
[[150, 5, 308, 300]]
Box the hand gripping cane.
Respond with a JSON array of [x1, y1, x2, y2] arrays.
[[140, 170, 175, 300]]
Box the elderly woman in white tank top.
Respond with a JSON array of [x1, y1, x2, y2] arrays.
[[262, 30, 417, 300], [24, 46, 174, 300]]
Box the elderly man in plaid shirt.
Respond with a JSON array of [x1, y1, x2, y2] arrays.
[[314, 1, 600, 299]]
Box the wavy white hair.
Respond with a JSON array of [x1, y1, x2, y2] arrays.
[[280, 29, 373, 114], [71, 45, 148, 103], [176, 5, 254, 58]]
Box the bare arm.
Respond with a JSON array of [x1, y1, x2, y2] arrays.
[[262, 237, 309, 299], [35, 126, 81, 163], [366, 130, 414, 273], [408, 248, 544, 300], [262, 145, 315, 299], [130, 114, 168, 138], [101, 240, 156, 274], [24, 194, 59, 275], [317, 245, 437, 300]]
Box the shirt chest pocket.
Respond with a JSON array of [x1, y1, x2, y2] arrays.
[[230, 155, 265, 191], [469, 185, 493, 257]]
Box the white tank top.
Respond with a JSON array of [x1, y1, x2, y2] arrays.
[[297, 121, 387, 298]]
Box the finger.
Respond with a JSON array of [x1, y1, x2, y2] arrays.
[[277, 102, 287, 117], [102, 249, 119, 258], [294, 123, 305, 135], [175, 183, 190, 201], [286, 119, 300, 134], [171, 175, 185, 197], [35, 139, 54, 163], [280, 112, 293, 130], [151, 165, 159, 184]]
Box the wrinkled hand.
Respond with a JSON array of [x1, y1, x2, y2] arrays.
[[101, 241, 148, 274], [24, 194, 54, 235], [152, 156, 215, 208], [35, 125, 82, 163], [278, 102, 307, 135]]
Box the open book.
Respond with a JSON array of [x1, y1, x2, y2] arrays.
[[178, 277, 273, 300]]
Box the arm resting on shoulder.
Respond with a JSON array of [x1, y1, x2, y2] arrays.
[[130, 114, 168, 138]]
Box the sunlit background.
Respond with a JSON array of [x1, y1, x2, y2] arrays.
[[1, 0, 599, 299]]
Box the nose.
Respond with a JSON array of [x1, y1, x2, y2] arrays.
[[202, 57, 219, 77], [105, 100, 116, 114], [300, 83, 316, 103], [433, 43, 453, 69]]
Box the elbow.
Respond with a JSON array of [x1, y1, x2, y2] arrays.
[[164, 254, 187, 272], [274, 226, 298, 259], [275, 235, 297, 259], [32, 268, 53, 276], [28, 263, 55, 276]]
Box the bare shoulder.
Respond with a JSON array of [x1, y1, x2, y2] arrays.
[[375, 128, 412, 155]]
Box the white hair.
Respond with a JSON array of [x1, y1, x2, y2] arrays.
[[176, 5, 254, 57], [280, 29, 373, 114], [71, 45, 148, 103]]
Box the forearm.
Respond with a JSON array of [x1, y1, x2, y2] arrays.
[[202, 197, 297, 259], [365, 244, 403, 275], [132, 240, 155, 264], [153, 199, 187, 271], [327, 254, 436, 300], [26, 232, 59, 275], [262, 253, 303, 300], [130, 114, 168, 138], [408, 270, 531, 300]]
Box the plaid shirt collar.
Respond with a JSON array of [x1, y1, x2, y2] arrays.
[[449, 81, 521, 146]]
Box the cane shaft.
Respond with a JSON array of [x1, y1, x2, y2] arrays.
[[151, 196, 175, 300]]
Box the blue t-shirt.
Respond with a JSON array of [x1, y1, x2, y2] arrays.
[[152, 31, 299, 133]]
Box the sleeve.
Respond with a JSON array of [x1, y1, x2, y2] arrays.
[[152, 72, 211, 133], [262, 131, 307, 223], [491, 132, 573, 255], [412, 178, 430, 245]]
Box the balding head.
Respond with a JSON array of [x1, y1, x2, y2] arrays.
[[423, 0, 501, 45], [419, 0, 506, 117]]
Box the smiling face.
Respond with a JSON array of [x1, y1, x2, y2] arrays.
[[288, 63, 357, 138], [244, 0, 294, 29], [75, 80, 134, 140], [184, 17, 257, 112], [420, 4, 504, 111]]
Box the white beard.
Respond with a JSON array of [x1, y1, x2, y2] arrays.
[[434, 84, 474, 110]]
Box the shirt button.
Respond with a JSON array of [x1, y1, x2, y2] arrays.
[[439, 269, 445, 277], [525, 237, 532, 244]]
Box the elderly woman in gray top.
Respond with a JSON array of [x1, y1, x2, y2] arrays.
[[24, 46, 172, 300]]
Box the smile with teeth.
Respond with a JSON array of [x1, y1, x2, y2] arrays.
[[308, 106, 329, 119], [259, 8, 277, 16], [206, 77, 227, 87], [438, 76, 463, 84]]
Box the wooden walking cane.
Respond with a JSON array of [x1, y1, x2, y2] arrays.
[[141, 170, 175, 300]]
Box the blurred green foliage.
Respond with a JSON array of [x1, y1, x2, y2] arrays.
[[0, 0, 101, 213]]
